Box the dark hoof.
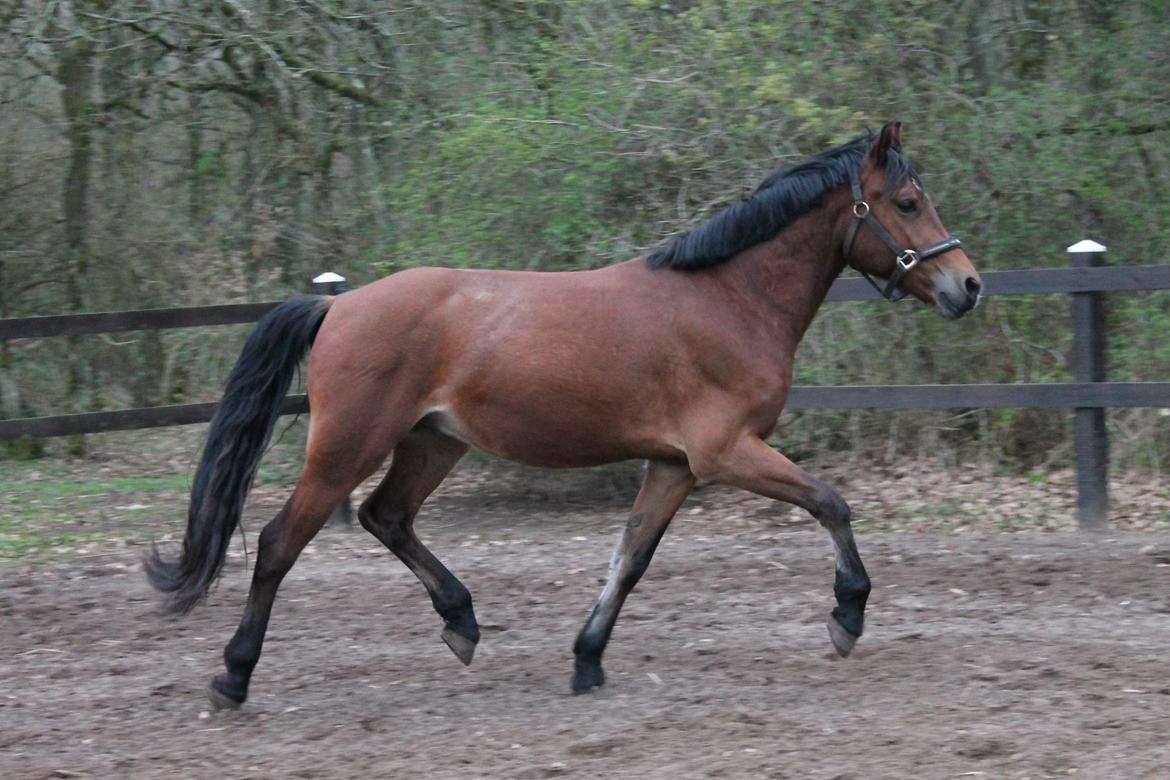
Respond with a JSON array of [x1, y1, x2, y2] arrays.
[[571, 660, 605, 694], [207, 675, 246, 710], [441, 625, 478, 666], [826, 615, 860, 658]]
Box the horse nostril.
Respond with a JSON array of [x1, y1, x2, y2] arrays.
[[964, 276, 983, 298]]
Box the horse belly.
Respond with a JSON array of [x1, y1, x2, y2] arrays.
[[435, 383, 678, 469]]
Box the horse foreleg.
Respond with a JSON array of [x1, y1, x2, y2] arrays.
[[695, 435, 870, 657], [357, 426, 479, 665], [571, 460, 695, 693]]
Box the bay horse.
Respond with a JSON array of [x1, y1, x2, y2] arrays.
[[146, 121, 982, 709]]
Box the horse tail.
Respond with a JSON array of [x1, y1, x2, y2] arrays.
[[145, 295, 332, 615]]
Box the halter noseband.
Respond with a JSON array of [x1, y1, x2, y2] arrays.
[[842, 169, 962, 302]]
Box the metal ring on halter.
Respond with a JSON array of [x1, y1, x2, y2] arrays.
[[852, 201, 870, 218], [895, 249, 920, 273]]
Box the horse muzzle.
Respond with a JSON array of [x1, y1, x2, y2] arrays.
[[933, 269, 983, 319]]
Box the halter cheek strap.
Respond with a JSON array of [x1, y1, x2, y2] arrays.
[[842, 171, 962, 302]]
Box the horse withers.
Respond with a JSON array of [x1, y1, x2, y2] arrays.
[[146, 121, 981, 708]]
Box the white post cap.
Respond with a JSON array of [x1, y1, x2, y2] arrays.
[[313, 271, 346, 283], [1066, 239, 1106, 253]]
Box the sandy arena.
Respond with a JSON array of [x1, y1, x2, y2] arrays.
[[3, 465, 1170, 779]]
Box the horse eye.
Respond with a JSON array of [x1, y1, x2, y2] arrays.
[[896, 198, 917, 214]]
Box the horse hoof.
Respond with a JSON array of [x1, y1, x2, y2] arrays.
[[571, 662, 605, 694], [207, 677, 245, 710], [441, 625, 477, 666], [826, 615, 859, 658], [572, 680, 604, 695]]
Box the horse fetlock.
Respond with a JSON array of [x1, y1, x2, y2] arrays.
[[223, 639, 261, 678], [434, 582, 475, 622], [571, 629, 607, 693], [832, 572, 869, 638], [834, 570, 871, 610], [215, 651, 258, 705]]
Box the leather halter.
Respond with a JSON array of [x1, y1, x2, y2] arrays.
[[842, 169, 962, 302]]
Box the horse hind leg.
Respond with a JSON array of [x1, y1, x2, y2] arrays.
[[357, 426, 479, 665], [209, 458, 375, 710]]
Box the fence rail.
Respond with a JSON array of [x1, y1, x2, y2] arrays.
[[786, 382, 1169, 409], [0, 396, 309, 440], [3, 255, 1168, 527], [0, 302, 281, 340], [2, 381, 1167, 442]]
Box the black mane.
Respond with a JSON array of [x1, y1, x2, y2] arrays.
[[645, 132, 916, 270]]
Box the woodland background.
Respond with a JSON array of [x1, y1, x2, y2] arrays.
[[1, 0, 1168, 471]]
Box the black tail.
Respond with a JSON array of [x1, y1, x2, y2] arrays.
[[145, 295, 332, 615]]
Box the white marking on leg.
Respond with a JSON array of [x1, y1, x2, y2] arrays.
[[831, 535, 848, 577], [584, 540, 624, 642]]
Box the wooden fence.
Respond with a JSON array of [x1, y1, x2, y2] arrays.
[[2, 249, 1169, 528]]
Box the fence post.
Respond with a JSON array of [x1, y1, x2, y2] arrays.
[[312, 271, 349, 296], [1068, 239, 1108, 529], [313, 271, 355, 527]]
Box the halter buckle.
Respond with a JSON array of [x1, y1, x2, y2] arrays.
[[852, 201, 870, 219], [895, 249, 920, 274]]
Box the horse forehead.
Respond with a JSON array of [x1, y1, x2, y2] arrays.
[[910, 176, 934, 202]]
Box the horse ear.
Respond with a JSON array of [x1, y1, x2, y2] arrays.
[[872, 120, 903, 163]]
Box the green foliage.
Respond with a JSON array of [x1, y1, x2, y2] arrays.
[[2, 0, 1169, 470], [1, 436, 45, 461], [386, 101, 620, 271]]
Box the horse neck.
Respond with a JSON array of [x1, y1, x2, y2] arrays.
[[716, 194, 850, 352]]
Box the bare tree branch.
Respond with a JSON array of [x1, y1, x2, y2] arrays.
[[219, 0, 386, 108]]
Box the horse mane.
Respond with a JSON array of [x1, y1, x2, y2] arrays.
[[645, 131, 917, 270]]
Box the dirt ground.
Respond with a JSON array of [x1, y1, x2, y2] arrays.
[[4, 459, 1170, 779]]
